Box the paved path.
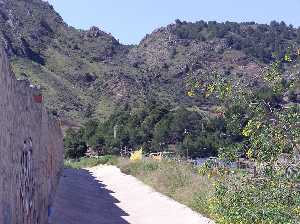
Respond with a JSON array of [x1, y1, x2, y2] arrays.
[[50, 166, 214, 224]]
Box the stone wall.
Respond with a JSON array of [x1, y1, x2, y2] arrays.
[[0, 47, 64, 224]]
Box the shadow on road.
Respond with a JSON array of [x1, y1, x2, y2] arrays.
[[49, 168, 129, 224]]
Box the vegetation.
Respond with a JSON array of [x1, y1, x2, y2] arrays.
[[172, 20, 300, 63], [64, 155, 118, 169], [118, 158, 214, 217], [210, 175, 300, 223], [64, 49, 300, 223], [65, 156, 214, 218], [64, 129, 87, 159], [62, 50, 299, 223], [3, 1, 300, 223], [191, 50, 300, 223], [63, 102, 229, 159], [2, 0, 300, 123]]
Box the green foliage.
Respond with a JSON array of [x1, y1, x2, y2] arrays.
[[120, 159, 160, 176], [180, 132, 220, 158], [195, 56, 300, 163], [172, 20, 300, 63], [68, 102, 227, 158], [64, 129, 87, 159], [5, 0, 300, 124], [191, 49, 300, 223], [210, 176, 300, 224], [64, 155, 118, 169], [244, 106, 300, 163]]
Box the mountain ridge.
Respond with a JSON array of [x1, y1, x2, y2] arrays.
[[1, 0, 299, 123]]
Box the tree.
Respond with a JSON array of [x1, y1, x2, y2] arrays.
[[191, 49, 300, 224], [64, 129, 87, 159]]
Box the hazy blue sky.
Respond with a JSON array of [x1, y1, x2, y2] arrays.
[[47, 0, 300, 44]]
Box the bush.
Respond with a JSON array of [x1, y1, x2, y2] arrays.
[[210, 175, 300, 224], [64, 129, 87, 159], [120, 159, 159, 175]]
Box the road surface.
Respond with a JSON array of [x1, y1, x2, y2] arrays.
[[50, 166, 214, 224]]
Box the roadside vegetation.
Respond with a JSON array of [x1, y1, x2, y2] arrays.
[[64, 49, 300, 223], [118, 158, 213, 217], [63, 102, 226, 159], [193, 49, 300, 223], [64, 156, 214, 218], [64, 155, 118, 169]]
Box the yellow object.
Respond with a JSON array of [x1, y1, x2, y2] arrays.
[[151, 153, 162, 161], [205, 84, 215, 97], [284, 54, 292, 62], [130, 148, 143, 161], [187, 90, 195, 97], [242, 120, 261, 137], [294, 206, 300, 215], [246, 149, 254, 159]]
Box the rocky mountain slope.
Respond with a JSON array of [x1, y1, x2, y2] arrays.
[[1, 0, 299, 123]]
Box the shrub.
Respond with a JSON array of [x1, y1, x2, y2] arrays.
[[191, 51, 300, 223], [209, 175, 300, 224], [64, 129, 87, 159], [119, 159, 159, 175]]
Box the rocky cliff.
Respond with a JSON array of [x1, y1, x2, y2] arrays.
[[0, 47, 64, 224]]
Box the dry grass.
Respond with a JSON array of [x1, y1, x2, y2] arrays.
[[117, 158, 214, 218]]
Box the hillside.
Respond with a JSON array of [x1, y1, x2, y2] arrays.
[[0, 0, 299, 123]]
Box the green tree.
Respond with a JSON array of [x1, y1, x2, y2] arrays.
[[64, 129, 87, 159], [193, 50, 300, 223]]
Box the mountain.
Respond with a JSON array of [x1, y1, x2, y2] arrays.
[[0, 0, 299, 123]]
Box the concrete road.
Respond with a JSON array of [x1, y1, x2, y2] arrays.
[[50, 166, 214, 224]]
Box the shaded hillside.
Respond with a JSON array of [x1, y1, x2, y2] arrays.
[[0, 0, 141, 122], [0, 0, 299, 122]]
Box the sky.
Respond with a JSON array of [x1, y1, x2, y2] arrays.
[[47, 0, 300, 45]]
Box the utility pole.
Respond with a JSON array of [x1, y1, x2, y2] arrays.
[[184, 129, 189, 160], [114, 125, 118, 140]]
